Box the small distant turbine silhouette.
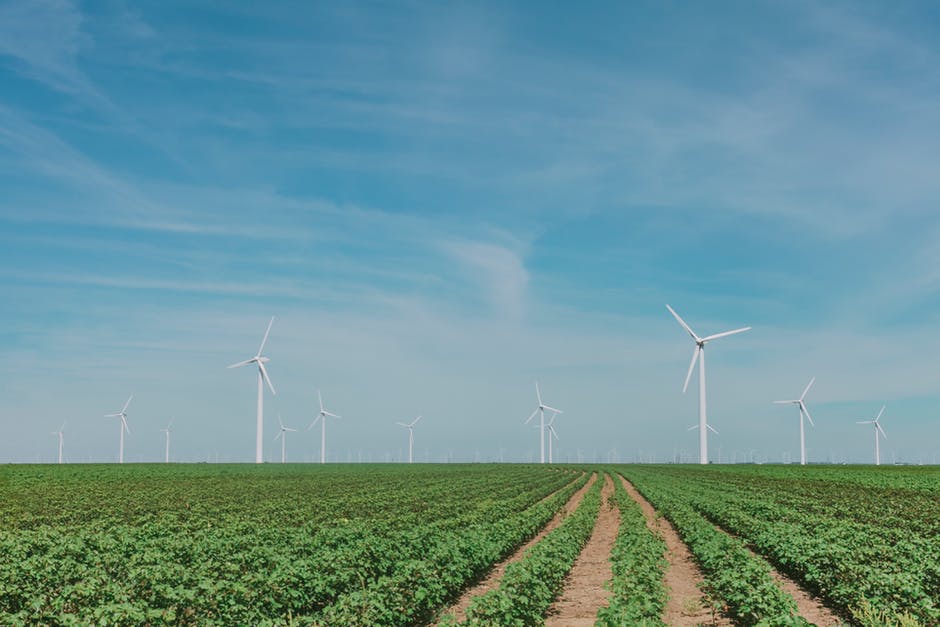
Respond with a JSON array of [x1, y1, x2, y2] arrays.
[[857, 406, 888, 465], [228, 316, 276, 463], [773, 378, 816, 465], [51, 422, 65, 464], [308, 390, 341, 464], [104, 395, 132, 464], [160, 420, 173, 463], [274, 414, 297, 463], [525, 382, 563, 464], [396, 416, 422, 464]]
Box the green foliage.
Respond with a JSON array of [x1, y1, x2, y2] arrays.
[[460, 473, 604, 626], [594, 473, 667, 626]]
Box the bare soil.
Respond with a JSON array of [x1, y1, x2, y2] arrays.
[[434, 472, 598, 625], [544, 473, 619, 626], [619, 476, 732, 627]]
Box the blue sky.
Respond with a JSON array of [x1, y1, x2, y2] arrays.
[[2, 0, 940, 463]]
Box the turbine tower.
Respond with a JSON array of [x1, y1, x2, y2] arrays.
[[525, 382, 563, 463], [396, 416, 421, 464], [51, 422, 65, 464], [857, 406, 888, 465], [104, 395, 132, 464], [666, 304, 750, 465], [160, 420, 173, 463], [274, 414, 297, 463], [773, 378, 816, 465], [308, 390, 341, 464], [228, 316, 276, 463]]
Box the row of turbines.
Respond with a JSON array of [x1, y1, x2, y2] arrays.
[[58, 305, 895, 465]]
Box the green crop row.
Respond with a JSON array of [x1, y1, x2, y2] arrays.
[[620, 469, 809, 626], [594, 473, 667, 626], [455, 472, 604, 626], [318, 471, 591, 626]]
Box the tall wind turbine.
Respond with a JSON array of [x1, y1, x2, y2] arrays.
[[104, 395, 132, 464], [160, 420, 173, 463], [274, 414, 297, 463], [773, 378, 816, 465], [51, 422, 65, 464], [857, 406, 888, 465], [666, 305, 750, 465], [308, 390, 341, 464], [525, 382, 563, 464], [396, 416, 421, 464], [228, 316, 276, 464]]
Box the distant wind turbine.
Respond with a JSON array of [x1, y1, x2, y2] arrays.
[[274, 414, 297, 463], [51, 422, 65, 464], [308, 390, 341, 464], [396, 416, 421, 464], [666, 304, 750, 465], [773, 378, 816, 465], [228, 316, 276, 464], [547, 412, 560, 464], [104, 395, 132, 464], [525, 382, 563, 464], [160, 420, 173, 463], [857, 405, 888, 465]]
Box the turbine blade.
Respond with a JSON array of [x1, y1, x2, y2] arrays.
[[525, 408, 539, 424], [121, 416, 130, 434], [542, 405, 563, 414], [324, 411, 341, 418], [857, 420, 874, 424], [687, 424, 699, 431], [875, 405, 886, 421], [308, 415, 321, 430], [682, 346, 700, 394], [801, 402, 815, 427], [278, 414, 284, 429], [258, 316, 275, 356], [800, 377, 816, 401], [877, 423, 887, 439], [535, 381, 542, 405], [410, 415, 422, 427], [666, 304, 700, 341], [285, 427, 297, 432], [275, 430, 283, 440], [104, 413, 121, 418], [258, 362, 276, 395], [396, 422, 408, 427], [122, 395, 133, 413], [318, 390, 324, 412], [227, 358, 254, 369], [706, 424, 719, 435], [702, 326, 751, 342], [772, 400, 798, 404]]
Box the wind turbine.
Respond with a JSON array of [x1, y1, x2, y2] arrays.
[[547, 412, 560, 464], [857, 406, 888, 465], [160, 420, 173, 463], [104, 395, 132, 464], [773, 378, 816, 465], [308, 390, 341, 464], [228, 316, 276, 463], [51, 422, 65, 464], [274, 414, 297, 463], [396, 416, 421, 464], [666, 304, 750, 465], [525, 382, 563, 464]]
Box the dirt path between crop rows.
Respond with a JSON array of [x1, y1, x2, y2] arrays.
[[544, 473, 618, 626], [435, 472, 598, 625], [619, 476, 732, 627]]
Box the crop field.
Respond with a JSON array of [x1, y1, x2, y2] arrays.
[[1, 464, 937, 626]]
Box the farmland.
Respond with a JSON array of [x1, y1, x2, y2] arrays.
[[1, 464, 937, 625]]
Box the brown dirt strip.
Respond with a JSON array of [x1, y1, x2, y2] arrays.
[[544, 473, 619, 626], [619, 476, 732, 627], [434, 472, 599, 625]]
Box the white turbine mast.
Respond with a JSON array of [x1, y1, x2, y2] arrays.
[[666, 304, 750, 465], [104, 395, 132, 464], [274, 414, 297, 463], [525, 382, 563, 464], [51, 422, 66, 464], [396, 416, 422, 464], [857, 405, 888, 465], [773, 377, 816, 465], [308, 390, 341, 464], [228, 316, 276, 463], [160, 420, 173, 463]]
